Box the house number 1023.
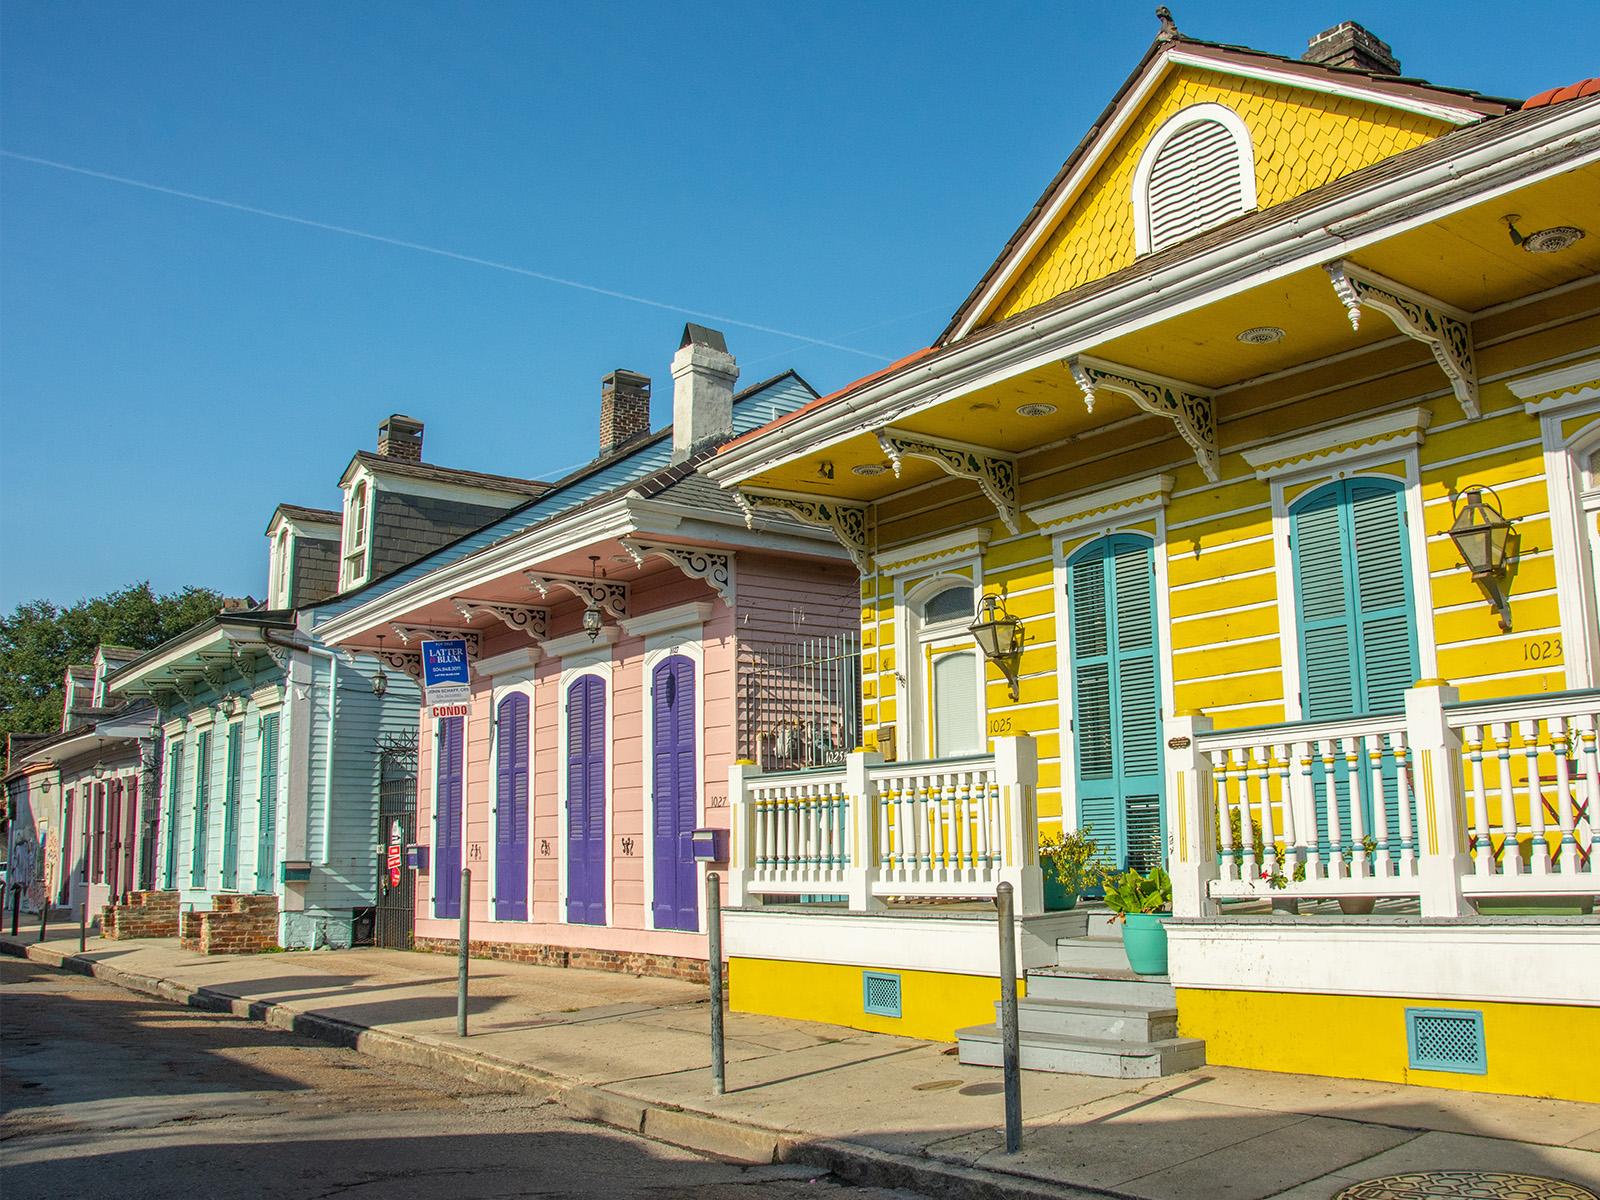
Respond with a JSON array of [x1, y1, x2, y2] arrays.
[[1523, 636, 1562, 662]]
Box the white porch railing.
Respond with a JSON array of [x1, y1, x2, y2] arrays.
[[729, 736, 1043, 913], [1168, 684, 1600, 917]]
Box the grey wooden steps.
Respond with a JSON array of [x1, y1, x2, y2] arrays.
[[952, 904, 1206, 1078]]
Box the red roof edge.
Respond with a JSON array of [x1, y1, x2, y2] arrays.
[[718, 347, 938, 456], [1524, 78, 1600, 109]]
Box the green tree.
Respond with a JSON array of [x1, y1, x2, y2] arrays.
[[0, 582, 224, 750]]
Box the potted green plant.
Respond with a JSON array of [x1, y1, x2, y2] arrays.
[[1100, 864, 1174, 975], [1038, 826, 1100, 911]]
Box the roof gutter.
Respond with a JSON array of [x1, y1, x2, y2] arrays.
[[706, 99, 1600, 487]]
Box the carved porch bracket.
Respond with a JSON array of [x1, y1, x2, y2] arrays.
[[617, 539, 735, 605], [389, 624, 481, 659], [1067, 355, 1220, 483], [735, 488, 872, 574], [451, 598, 549, 641], [1325, 260, 1478, 420], [523, 573, 629, 620], [875, 428, 1021, 534], [377, 649, 424, 680], [263, 644, 290, 674]]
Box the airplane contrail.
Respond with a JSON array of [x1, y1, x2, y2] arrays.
[[1, 149, 893, 361]]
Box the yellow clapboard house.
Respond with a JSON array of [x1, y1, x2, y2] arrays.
[[705, 18, 1600, 1102]]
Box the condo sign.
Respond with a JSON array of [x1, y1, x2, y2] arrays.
[[421, 638, 471, 717]]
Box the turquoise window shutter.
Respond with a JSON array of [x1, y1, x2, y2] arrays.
[[163, 741, 183, 890], [255, 715, 280, 893], [1068, 534, 1165, 871], [1290, 478, 1419, 862], [191, 730, 211, 888], [221, 724, 242, 889]]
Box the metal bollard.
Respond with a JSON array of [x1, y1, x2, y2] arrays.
[[79, 894, 88, 953], [706, 870, 725, 1096], [996, 880, 1022, 1153], [38, 898, 50, 943], [10, 886, 20, 937], [457, 868, 470, 1038]]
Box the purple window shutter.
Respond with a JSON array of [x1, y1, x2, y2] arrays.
[[566, 676, 607, 925], [435, 717, 464, 919], [651, 657, 699, 932], [495, 693, 529, 921]]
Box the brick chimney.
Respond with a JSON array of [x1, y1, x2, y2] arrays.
[[377, 414, 425, 462], [671, 325, 738, 464], [599, 370, 652, 456], [1302, 22, 1400, 75]]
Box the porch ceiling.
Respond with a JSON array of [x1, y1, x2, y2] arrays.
[[736, 160, 1600, 501]]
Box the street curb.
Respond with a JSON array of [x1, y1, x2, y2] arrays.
[[3, 940, 1123, 1200]]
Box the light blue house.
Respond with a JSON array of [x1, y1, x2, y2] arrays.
[[109, 416, 547, 949]]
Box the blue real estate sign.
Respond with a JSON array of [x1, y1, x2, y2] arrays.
[[420, 639, 471, 716]]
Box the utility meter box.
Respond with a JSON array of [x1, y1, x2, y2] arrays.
[[690, 828, 727, 863], [280, 860, 312, 883]]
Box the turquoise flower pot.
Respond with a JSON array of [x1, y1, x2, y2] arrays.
[[1121, 912, 1170, 975], [1042, 861, 1080, 911]]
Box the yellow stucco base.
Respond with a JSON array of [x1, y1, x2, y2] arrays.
[[729, 957, 1021, 1042], [1177, 988, 1600, 1103]]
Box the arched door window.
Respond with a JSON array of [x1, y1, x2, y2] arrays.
[[914, 582, 982, 759]]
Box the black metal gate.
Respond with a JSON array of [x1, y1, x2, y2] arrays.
[[738, 633, 862, 771], [375, 731, 418, 950]]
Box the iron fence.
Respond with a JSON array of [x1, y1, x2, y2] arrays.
[[738, 633, 861, 772]]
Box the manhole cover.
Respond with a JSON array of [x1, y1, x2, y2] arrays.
[[911, 1079, 962, 1092], [1334, 1171, 1598, 1200], [959, 1081, 1004, 1096]]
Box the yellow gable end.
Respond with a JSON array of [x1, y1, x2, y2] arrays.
[[986, 67, 1456, 326]]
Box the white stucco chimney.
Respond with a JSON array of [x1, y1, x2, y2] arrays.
[[671, 324, 738, 464]]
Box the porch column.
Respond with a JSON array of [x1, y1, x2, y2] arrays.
[[1405, 682, 1472, 917], [994, 735, 1044, 915], [844, 749, 885, 911], [726, 759, 760, 908], [1165, 710, 1219, 918]]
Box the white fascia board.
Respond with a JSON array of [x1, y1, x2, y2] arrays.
[[623, 497, 854, 562], [316, 499, 637, 646], [707, 104, 1600, 488], [948, 48, 1490, 345], [106, 623, 270, 694], [1507, 357, 1600, 402]]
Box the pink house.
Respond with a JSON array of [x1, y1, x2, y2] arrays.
[[319, 327, 859, 977]]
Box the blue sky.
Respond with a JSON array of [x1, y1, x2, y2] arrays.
[[1, 2, 1591, 610]]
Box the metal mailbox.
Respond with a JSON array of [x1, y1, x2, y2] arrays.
[[690, 828, 727, 863], [405, 844, 430, 872]]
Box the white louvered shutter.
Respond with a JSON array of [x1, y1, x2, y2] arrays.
[[1146, 119, 1247, 252]]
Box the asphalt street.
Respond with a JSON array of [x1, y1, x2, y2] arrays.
[[0, 957, 930, 1199]]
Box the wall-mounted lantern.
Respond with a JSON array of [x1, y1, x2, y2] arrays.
[[1447, 486, 1515, 631], [969, 593, 1024, 702], [371, 634, 390, 698]]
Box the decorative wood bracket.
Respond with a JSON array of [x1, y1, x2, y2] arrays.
[[524, 573, 629, 620], [263, 644, 290, 674], [875, 428, 1021, 535], [735, 488, 872, 573], [167, 672, 202, 705], [390, 625, 481, 659], [196, 657, 232, 693], [617, 539, 735, 605], [451, 598, 549, 641], [1067, 355, 1220, 483], [377, 649, 424, 680], [1325, 260, 1478, 420]]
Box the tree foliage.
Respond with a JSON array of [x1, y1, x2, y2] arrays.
[[0, 582, 225, 744]]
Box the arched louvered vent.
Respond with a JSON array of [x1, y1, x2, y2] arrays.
[[1143, 116, 1251, 253]]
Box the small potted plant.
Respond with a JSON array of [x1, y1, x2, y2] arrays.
[[1100, 864, 1174, 975], [1038, 825, 1100, 911]]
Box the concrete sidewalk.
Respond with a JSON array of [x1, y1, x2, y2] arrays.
[[3, 919, 1596, 1200]]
